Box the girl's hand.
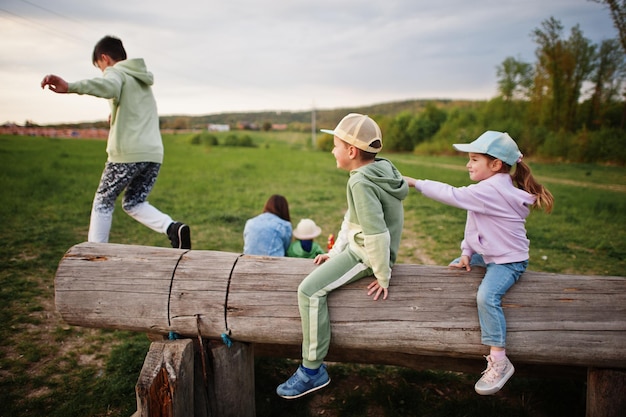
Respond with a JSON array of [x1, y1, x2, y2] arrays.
[[313, 254, 329, 265], [449, 255, 471, 271], [403, 176, 417, 187], [367, 280, 388, 301]]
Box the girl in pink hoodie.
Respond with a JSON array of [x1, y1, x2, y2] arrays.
[[404, 131, 553, 396]]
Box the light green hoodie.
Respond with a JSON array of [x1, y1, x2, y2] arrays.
[[345, 158, 408, 288], [68, 58, 163, 163]]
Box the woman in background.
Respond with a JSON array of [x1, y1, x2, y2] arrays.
[[243, 194, 292, 256]]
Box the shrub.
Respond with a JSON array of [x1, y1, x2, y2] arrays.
[[317, 133, 333, 152], [223, 133, 239, 146], [190, 132, 218, 146], [223, 133, 257, 147], [586, 128, 626, 165]]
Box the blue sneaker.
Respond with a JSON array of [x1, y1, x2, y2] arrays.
[[276, 364, 330, 399]]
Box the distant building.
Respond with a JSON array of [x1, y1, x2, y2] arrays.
[[207, 123, 230, 132], [236, 122, 259, 130]]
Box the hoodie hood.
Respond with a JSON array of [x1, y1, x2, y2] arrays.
[[350, 158, 409, 201], [112, 58, 154, 86]]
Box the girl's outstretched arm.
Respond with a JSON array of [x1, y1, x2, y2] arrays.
[[403, 176, 417, 188]]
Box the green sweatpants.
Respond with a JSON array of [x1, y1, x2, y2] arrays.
[[297, 248, 373, 369]]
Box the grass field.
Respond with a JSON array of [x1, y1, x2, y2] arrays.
[[1, 132, 624, 416]]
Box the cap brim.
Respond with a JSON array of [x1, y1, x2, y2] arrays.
[[320, 129, 335, 135], [453, 143, 482, 153]]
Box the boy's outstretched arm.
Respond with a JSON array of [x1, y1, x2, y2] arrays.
[[41, 74, 69, 93]]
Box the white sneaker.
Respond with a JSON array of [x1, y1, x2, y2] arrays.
[[474, 355, 515, 395]]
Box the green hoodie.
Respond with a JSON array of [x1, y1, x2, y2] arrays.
[[345, 158, 408, 288], [68, 58, 163, 164]]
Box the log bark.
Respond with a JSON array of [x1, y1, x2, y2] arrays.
[[55, 242, 626, 369]]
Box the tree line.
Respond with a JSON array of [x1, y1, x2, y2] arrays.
[[372, 12, 625, 165]]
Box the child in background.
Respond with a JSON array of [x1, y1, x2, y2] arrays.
[[287, 219, 326, 259], [403, 130, 553, 395], [41, 36, 191, 249], [276, 113, 408, 399]]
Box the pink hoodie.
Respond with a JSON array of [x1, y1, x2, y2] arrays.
[[414, 173, 536, 264]]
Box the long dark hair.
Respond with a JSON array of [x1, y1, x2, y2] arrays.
[[511, 160, 554, 213], [263, 194, 290, 221], [492, 157, 554, 213]]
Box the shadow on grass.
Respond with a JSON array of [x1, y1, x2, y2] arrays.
[[254, 358, 586, 417]]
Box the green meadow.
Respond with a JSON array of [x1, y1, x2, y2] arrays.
[[1, 132, 624, 416]]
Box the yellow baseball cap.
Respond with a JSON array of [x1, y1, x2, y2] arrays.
[[321, 113, 383, 153]]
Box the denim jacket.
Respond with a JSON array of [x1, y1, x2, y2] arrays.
[[243, 212, 292, 256]]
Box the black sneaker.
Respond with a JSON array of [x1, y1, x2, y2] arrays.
[[167, 222, 191, 249]]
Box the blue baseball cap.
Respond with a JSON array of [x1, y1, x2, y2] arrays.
[[453, 131, 522, 166]]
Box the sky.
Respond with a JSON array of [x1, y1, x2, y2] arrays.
[[0, 0, 618, 125]]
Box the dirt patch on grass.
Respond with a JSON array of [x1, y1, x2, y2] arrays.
[[399, 219, 438, 265]]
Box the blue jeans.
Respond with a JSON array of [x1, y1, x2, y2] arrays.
[[454, 254, 528, 348]]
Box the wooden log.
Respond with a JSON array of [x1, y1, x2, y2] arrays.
[[54, 244, 179, 332], [55, 242, 626, 370]]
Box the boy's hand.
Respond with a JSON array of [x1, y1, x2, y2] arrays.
[[449, 255, 471, 271], [313, 254, 329, 265], [367, 280, 388, 301], [41, 75, 69, 93]]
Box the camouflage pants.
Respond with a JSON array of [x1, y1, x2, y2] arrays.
[[88, 162, 172, 242]]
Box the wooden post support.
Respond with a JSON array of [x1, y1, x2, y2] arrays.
[[134, 338, 255, 417], [204, 340, 255, 417], [586, 368, 626, 417], [135, 339, 195, 417]]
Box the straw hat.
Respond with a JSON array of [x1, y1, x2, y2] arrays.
[[292, 219, 322, 240]]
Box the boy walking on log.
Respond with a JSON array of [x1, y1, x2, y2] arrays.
[[41, 36, 191, 249], [276, 113, 408, 399]]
